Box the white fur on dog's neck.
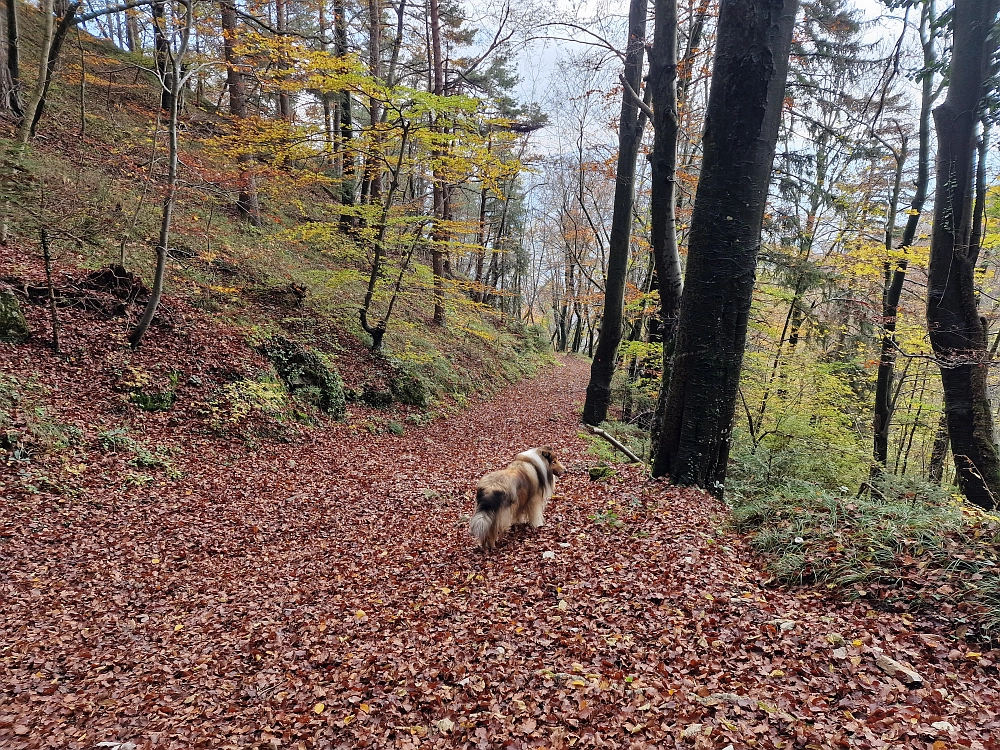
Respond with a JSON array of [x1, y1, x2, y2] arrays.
[[518, 448, 554, 498]]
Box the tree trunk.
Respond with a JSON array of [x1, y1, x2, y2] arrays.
[[152, 0, 171, 111], [581, 0, 648, 425], [130, 0, 191, 348], [648, 0, 683, 453], [334, 0, 355, 224], [927, 412, 949, 484], [221, 0, 260, 224], [27, 3, 80, 139], [16, 0, 54, 144], [0, 0, 16, 115], [926, 0, 1000, 510], [873, 1, 936, 472], [125, 8, 139, 52], [651, 0, 799, 493], [429, 0, 447, 325], [4, 0, 22, 116], [275, 0, 290, 119]]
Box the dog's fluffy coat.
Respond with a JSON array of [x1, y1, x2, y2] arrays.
[[470, 447, 566, 549]]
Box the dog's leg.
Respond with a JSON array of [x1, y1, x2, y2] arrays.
[[528, 495, 545, 527]]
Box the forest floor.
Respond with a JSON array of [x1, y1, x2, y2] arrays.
[[2, 357, 1000, 750]]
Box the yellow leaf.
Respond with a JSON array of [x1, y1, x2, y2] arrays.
[[852, 639, 863, 647], [314, 703, 325, 714], [343, 714, 354, 725], [355, 610, 366, 618], [571, 679, 587, 687], [174, 624, 183, 632], [152, 558, 160, 564], [966, 652, 982, 659], [360, 703, 370, 713], [770, 669, 784, 677]]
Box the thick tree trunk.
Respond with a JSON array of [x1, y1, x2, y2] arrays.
[[926, 0, 1000, 510], [651, 0, 799, 493], [581, 0, 648, 425], [221, 0, 260, 224]]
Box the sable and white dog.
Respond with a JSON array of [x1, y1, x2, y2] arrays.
[[469, 446, 566, 549]]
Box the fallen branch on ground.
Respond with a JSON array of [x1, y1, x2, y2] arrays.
[[585, 424, 643, 463]]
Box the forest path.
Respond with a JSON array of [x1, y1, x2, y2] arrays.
[[3, 357, 998, 749]]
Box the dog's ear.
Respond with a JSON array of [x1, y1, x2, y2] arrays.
[[538, 446, 554, 461]]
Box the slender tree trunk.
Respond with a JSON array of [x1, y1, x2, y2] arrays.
[[928, 412, 950, 484], [28, 3, 80, 139], [651, 0, 799, 493], [40, 228, 60, 354], [582, 0, 648, 425], [16, 0, 54, 144], [0, 0, 15, 115], [130, 1, 190, 348], [275, 0, 290, 119], [926, 0, 1000, 510], [334, 0, 355, 224], [4, 0, 22, 116], [152, 0, 171, 111], [648, 0, 683, 453], [873, 2, 936, 472], [428, 0, 448, 325], [125, 8, 139, 52]]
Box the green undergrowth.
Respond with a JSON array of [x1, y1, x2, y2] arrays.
[[729, 473, 1000, 642], [0, 375, 82, 461], [1, 13, 553, 442], [580, 420, 650, 465]]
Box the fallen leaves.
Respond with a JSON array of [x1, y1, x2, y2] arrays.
[[2, 357, 1000, 749]]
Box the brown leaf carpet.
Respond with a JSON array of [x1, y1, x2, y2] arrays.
[[2, 357, 998, 749]]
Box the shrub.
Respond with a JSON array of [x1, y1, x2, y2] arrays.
[[257, 336, 345, 419], [730, 476, 1000, 642]]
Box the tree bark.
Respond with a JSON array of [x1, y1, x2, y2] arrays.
[[152, 0, 171, 111], [651, 0, 799, 493], [429, 0, 448, 325], [16, 0, 54, 144], [873, 1, 936, 472], [581, 0, 648, 425], [334, 0, 355, 224], [27, 3, 80, 139], [647, 0, 683, 453], [3, 0, 22, 116], [926, 0, 1000, 510], [130, 0, 190, 348], [0, 0, 17, 115], [221, 0, 260, 224]]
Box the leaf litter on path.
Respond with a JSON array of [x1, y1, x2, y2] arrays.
[[2, 357, 999, 749]]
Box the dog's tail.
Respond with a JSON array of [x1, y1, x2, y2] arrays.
[[469, 509, 494, 548]]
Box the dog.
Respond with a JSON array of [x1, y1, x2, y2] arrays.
[[469, 446, 566, 549]]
